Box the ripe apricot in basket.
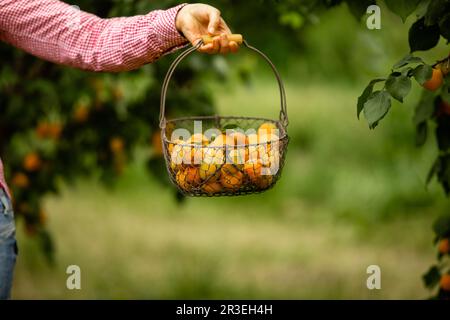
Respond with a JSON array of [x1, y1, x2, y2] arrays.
[[227, 148, 247, 167], [246, 133, 259, 161], [199, 162, 220, 181], [247, 132, 258, 143], [189, 133, 209, 145], [211, 133, 234, 146], [168, 140, 177, 155], [176, 166, 201, 191], [258, 122, 278, 136], [203, 147, 225, 165], [261, 149, 280, 167], [176, 134, 208, 165], [244, 160, 263, 181], [228, 130, 247, 145], [186, 166, 202, 185], [176, 169, 188, 190], [256, 175, 273, 189], [202, 181, 223, 195], [220, 164, 244, 191], [203, 136, 227, 165], [174, 143, 190, 164], [190, 145, 204, 165], [258, 132, 279, 154], [244, 160, 273, 189], [170, 139, 185, 172]]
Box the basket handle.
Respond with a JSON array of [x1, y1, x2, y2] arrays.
[[159, 37, 288, 129]]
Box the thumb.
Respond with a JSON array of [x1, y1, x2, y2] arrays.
[[207, 9, 221, 34]]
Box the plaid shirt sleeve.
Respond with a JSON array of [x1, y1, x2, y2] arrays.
[[0, 0, 190, 196], [0, 0, 189, 72], [0, 161, 8, 198]]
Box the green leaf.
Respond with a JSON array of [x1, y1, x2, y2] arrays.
[[384, 0, 421, 22], [425, 0, 450, 26], [279, 11, 305, 29], [385, 73, 412, 102], [409, 17, 441, 52], [433, 214, 450, 237], [393, 54, 424, 69], [415, 121, 428, 146], [401, 66, 414, 77], [363, 90, 392, 129], [444, 68, 450, 85], [436, 154, 450, 195], [426, 157, 440, 185], [345, 0, 376, 20], [413, 90, 435, 124], [39, 228, 55, 265], [436, 118, 450, 151], [439, 13, 450, 41], [422, 265, 441, 289], [413, 64, 433, 85], [415, 0, 431, 19], [222, 123, 238, 131], [442, 84, 450, 103], [357, 78, 385, 119]]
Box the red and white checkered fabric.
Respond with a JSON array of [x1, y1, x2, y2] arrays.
[[0, 161, 7, 197], [0, 0, 189, 197]]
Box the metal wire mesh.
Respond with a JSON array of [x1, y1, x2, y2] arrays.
[[159, 40, 289, 196], [161, 116, 289, 196]]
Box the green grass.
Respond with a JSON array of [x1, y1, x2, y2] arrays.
[[12, 80, 447, 299]]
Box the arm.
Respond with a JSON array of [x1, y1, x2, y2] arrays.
[[0, 0, 188, 72], [0, 1, 239, 72]]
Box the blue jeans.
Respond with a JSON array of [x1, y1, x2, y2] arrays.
[[0, 189, 17, 300]]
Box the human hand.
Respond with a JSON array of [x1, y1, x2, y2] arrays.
[[175, 3, 239, 54]]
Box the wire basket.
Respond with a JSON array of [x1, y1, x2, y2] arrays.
[[159, 37, 289, 196]]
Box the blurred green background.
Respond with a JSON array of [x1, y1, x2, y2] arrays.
[[4, 1, 450, 298]]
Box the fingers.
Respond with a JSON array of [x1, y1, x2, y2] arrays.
[[229, 41, 239, 53], [198, 43, 215, 54], [203, 36, 221, 54], [207, 9, 221, 34], [212, 35, 221, 52], [219, 34, 230, 54], [198, 34, 239, 54], [191, 6, 240, 54], [197, 35, 218, 54]]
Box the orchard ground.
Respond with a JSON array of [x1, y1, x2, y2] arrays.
[[12, 80, 448, 299]]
